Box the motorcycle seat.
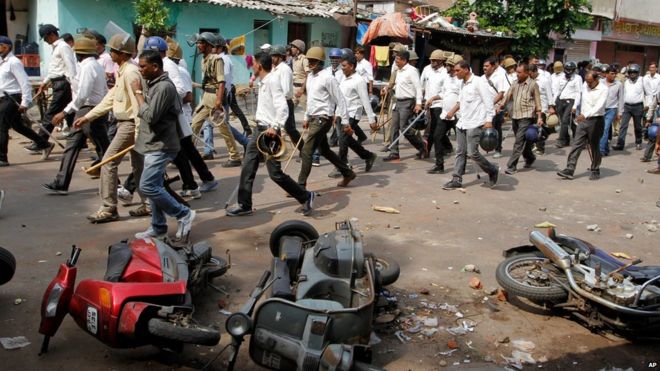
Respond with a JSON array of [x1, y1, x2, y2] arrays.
[[295, 298, 344, 311], [104, 242, 132, 282]]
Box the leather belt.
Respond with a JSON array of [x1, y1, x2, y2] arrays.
[[293, 83, 303, 87], [204, 87, 217, 94], [50, 76, 67, 82]]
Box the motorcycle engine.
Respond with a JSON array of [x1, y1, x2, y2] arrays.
[[604, 276, 639, 306]]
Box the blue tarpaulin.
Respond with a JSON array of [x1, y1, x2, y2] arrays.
[[356, 22, 369, 45]]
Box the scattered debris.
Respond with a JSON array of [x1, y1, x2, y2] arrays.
[[407, 324, 422, 334], [421, 328, 438, 336], [469, 277, 482, 289], [534, 221, 556, 228], [55, 251, 62, 256], [13, 298, 24, 305], [394, 330, 411, 343], [424, 317, 438, 327], [453, 200, 460, 204], [372, 205, 400, 214], [436, 349, 458, 357], [512, 339, 536, 352], [218, 309, 232, 316], [538, 207, 547, 212], [612, 252, 633, 260], [587, 224, 601, 232], [461, 264, 480, 273], [375, 313, 397, 324], [217, 299, 227, 310], [615, 189, 622, 193], [38, 260, 47, 263], [446, 320, 475, 335], [439, 360, 447, 367], [0, 336, 30, 350], [484, 286, 498, 295], [466, 340, 474, 349], [419, 288, 430, 295], [496, 289, 508, 302], [447, 339, 459, 349], [498, 336, 511, 344], [625, 233, 634, 239], [392, 225, 400, 229], [647, 224, 658, 232]]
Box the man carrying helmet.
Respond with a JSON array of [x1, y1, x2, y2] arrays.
[[42, 35, 109, 195], [270, 45, 303, 151], [613, 64, 649, 151], [190, 32, 242, 167], [290, 39, 309, 108], [550, 61, 582, 148], [443, 60, 499, 190], [73, 33, 149, 223], [226, 51, 314, 217], [297, 46, 357, 189], [530, 64, 555, 155]]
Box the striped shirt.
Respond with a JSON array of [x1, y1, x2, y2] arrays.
[[503, 77, 541, 120]]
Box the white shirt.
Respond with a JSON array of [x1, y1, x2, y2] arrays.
[[552, 73, 583, 107], [63, 56, 107, 115], [178, 64, 193, 124], [624, 78, 646, 105], [580, 81, 608, 118], [326, 65, 344, 84], [219, 52, 233, 89], [423, 66, 447, 109], [482, 72, 507, 106], [457, 73, 495, 130], [394, 64, 422, 104], [339, 72, 376, 123], [255, 72, 288, 130], [505, 72, 518, 86], [0, 52, 32, 107], [534, 73, 553, 112], [440, 75, 461, 120], [273, 61, 294, 100], [643, 73, 660, 100], [356, 58, 374, 84], [305, 68, 349, 124], [98, 51, 116, 74], [44, 39, 77, 83], [163, 56, 187, 99], [550, 72, 562, 94]]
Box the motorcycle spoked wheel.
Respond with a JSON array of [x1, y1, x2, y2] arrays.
[[496, 252, 568, 303], [147, 318, 220, 346], [0, 246, 16, 285]]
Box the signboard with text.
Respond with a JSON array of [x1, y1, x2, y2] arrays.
[[602, 20, 660, 46]]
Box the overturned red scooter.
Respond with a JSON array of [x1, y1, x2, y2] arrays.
[[38, 237, 228, 354]]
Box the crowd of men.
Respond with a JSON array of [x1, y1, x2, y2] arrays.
[[1, 25, 659, 235]]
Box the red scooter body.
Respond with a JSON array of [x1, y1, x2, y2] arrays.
[[39, 238, 224, 353]]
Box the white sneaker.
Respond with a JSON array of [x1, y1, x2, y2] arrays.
[[493, 152, 503, 159], [179, 189, 202, 199], [135, 227, 166, 240], [176, 210, 196, 239], [117, 185, 134, 205]]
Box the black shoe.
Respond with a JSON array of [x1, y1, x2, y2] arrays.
[[589, 171, 600, 181], [327, 168, 342, 178], [523, 158, 536, 169], [365, 153, 377, 172], [41, 143, 55, 160], [504, 167, 517, 175], [555, 143, 567, 149], [427, 165, 445, 174], [302, 191, 314, 216], [24, 142, 41, 152], [382, 154, 400, 162], [415, 143, 429, 159], [557, 169, 574, 180], [640, 157, 651, 162], [222, 159, 242, 168], [42, 182, 68, 195], [488, 168, 499, 187], [226, 204, 253, 216], [635, 144, 643, 150], [337, 171, 356, 187], [202, 153, 214, 160], [0, 161, 9, 167], [380, 146, 391, 153], [442, 179, 462, 190], [612, 145, 624, 151]]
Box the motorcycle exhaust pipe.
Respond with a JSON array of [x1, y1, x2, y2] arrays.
[[529, 231, 572, 270]]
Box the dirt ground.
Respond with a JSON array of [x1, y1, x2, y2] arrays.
[[0, 115, 658, 370]]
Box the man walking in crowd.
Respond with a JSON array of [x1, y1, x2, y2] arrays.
[[599, 66, 624, 156], [643, 62, 659, 120], [550, 61, 582, 148], [130, 50, 195, 240], [30, 24, 77, 151], [423, 50, 448, 173], [443, 60, 499, 189], [73, 34, 148, 223], [557, 72, 608, 181], [42, 36, 109, 194], [270, 45, 303, 151], [613, 64, 648, 151], [355, 46, 374, 93], [0, 36, 53, 166], [499, 63, 543, 175], [530, 64, 554, 155], [226, 51, 314, 217], [290, 39, 308, 108], [382, 50, 426, 162], [483, 57, 508, 158], [297, 46, 357, 189]]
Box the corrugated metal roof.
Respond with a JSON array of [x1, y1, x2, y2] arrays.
[[171, 0, 353, 18]]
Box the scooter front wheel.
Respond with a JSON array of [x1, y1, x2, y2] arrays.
[[0, 246, 16, 285], [147, 318, 220, 346]]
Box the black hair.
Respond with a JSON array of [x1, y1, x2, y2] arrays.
[[484, 57, 498, 66], [398, 50, 410, 62], [529, 64, 538, 73], [606, 65, 618, 73], [517, 62, 531, 72], [354, 46, 365, 54], [254, 51, 272, 72], [456, 60, 470, 70], [342, 55, 357, 67], [139, 50, 163, 69], [649, 62, 658, 68], [61, 33, 74, 43]]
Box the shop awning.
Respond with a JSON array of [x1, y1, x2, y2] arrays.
[[361, 12, 411, 45]]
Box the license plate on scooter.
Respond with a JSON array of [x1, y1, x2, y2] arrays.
[[86, 306, 98, 335]]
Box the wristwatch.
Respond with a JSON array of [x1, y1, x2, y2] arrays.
[[135, 90, 143, 95]]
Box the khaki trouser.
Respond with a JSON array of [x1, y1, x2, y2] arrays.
[[293, 85, 307, 110], [191, 92, 241, 161], [100, 120, 145, 212], [383, 95, 396, 145]]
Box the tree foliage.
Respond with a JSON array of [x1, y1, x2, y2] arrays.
[[134, 0, 170, 35], [443, 0, 593, 57]]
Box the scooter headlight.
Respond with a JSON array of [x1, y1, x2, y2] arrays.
[[45, 283, 64, 318], [226, 312, 252, 338]]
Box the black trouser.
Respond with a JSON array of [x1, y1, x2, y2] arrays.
[[173, 135, 216, 190], [507, 118, 536, 169], [238, 127, 308, 208], [298, 116, 354, 187], [285, 99, 303, 149], [492, 111, 505, 152], [41, 78, 73, 141], [52, 107, 109, 190], [338, 117, 373, 163], [535, 113, 549, 153], [566, 116, 604, 173], [0, 94, 49, 162], [228, 84, 250, 133], [616, 102, 644, 147], [433, 116, 456, 168], [556, 98, 575, 146], [390, 98, 424, 156]]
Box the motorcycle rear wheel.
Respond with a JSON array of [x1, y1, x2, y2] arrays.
[[0, 246, 16, 285], [496, 252, 568, 303], [147, 318, 220, 346]]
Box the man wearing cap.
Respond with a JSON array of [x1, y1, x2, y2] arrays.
[[31, 24, 77, 150], [551, 61, 563, 89], [0, 36, 53, 166], [423, 49, 448, 172], [73, 33, 148, 223], [271, 45, 303, 151], [190, 32, 242, 167], [42, 36, 109, 194], [290, 39, 309, 109], [613, 64, 648, 151], [550, 61, 582, 148], [85, 29, 116, 87]]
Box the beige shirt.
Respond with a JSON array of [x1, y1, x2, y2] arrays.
[[504, 77, 541, 120], [292, 54, 309, 84], [85, 61, 141, 122], [202, 53, 225, 89]]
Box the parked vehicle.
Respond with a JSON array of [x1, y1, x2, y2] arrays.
[[38, 237, 228, 354], [225, 219, 399, 371], [0, 246, 16, 285], [496, 227, 660, 336]]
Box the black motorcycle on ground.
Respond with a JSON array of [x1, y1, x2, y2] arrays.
[[0, 246, 16, 286]]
